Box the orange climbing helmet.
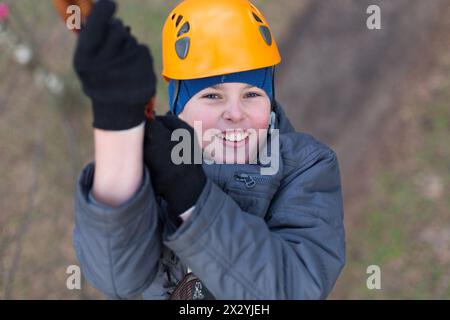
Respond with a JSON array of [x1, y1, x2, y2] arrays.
[[161, 0, 281, 81]]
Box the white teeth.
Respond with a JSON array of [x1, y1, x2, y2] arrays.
[[216, 131, 249, 142]]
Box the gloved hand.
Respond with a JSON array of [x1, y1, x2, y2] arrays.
[[144, 114, 206, 226], [73, 0, 156, 130]]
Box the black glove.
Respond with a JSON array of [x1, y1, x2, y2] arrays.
[[144, 114, 207, 226], [73, 0, 157, 130]]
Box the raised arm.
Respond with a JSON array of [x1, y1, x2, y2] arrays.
[[72, 0, 161, 298]]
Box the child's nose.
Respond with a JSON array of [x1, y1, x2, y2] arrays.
[[223, 101, 245, 123]]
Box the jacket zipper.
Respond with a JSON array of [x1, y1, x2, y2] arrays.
[[234, 172, 272, 189]]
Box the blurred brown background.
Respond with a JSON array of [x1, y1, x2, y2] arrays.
[[0, 0, 449, 299]]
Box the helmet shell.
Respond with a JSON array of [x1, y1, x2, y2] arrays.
[[162, 0, 281, 81]]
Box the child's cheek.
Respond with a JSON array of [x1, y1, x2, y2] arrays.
[[194, 119, 218, 150], [247, 100, 271, 131], [251, 114, 270, 131]]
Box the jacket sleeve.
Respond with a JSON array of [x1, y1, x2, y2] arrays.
[[163, 148, 345, 300], [73, 163, 163, 299]]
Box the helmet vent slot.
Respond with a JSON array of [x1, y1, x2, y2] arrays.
[[259, 26, 272, 46], [175, 37, 190, 59], [176, 15, 183, 27], [252, 12, 262, 23], [177, 21, 190, 37]]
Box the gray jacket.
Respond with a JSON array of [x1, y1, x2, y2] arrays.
[[73, 103, 345, 300]]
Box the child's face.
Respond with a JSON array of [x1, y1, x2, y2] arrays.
[[179, 82, 271, 164]]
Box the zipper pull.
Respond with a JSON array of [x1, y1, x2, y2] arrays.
[[234, 173, 256, 188]]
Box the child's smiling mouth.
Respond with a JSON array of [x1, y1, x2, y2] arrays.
[[214, 129, 253, 147]]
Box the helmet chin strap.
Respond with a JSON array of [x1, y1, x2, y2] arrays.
[[269, 66, 277, 133], [268, 110, 276, 133], [172, 79, 182, 115]]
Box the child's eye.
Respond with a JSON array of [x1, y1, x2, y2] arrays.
[[202, 93, 221, 100], [245, 92, 261, 98]]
